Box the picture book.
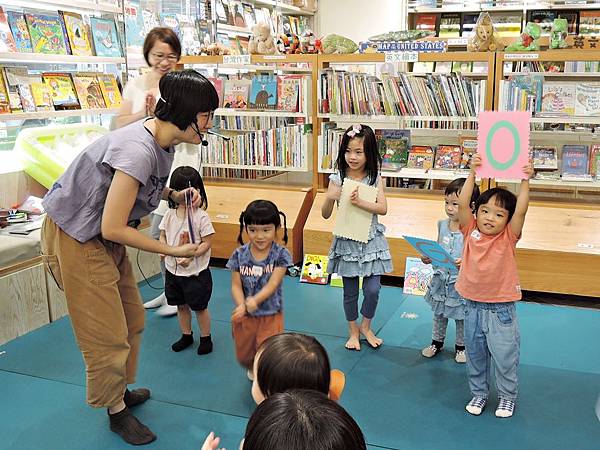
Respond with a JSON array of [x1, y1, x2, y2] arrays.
[[438, 13, 460, 38], [90, 17, 122, 57], [299, 254, 329, 285], [18, 84, 35, 112], [215, 0, 231, 24], [579, 10, 600, 35], [58, 11, 72, 55], [561, 145, 590, 179], [98, 74, 122, 108], [375, 128, 410, 171], [238, 35, 249, 54], [229, 1, 246, 28], [3, 66, 28, 111], [541, 82, 575, 116], [589, 144, 600, 177], [435, 61, 452, 73], [415, 13, 436, 34], [208, 77, 224, 107], [72, 73, 106, 109], [30, 81, 54, 111], [42, 72, 79, 109], [413, 62, 434, 73], [330, 273, 362, 288], [0, 69, 11, 113], [6, 11, 31, 53], [527, 10, 556, 35], [25, 13, 68, 54], [403, 257, 434, 296], [277, 75, 302, 112], [434, 144, 462, 170], [459, 137, 477, 169], [452, 61, 473, 73], [223, 78, 251, 109], [142, 9, 160, 35], [407, 145, 434, 170], [575, 83, 600, 116], [178, 15, 201, 56], [531, 146, 558, 170], [461, 13, 479, 37], [0, 7, 16, 52], [61, 11, 93, 56], [249, 75, 277, 110], [242, 2, 256, 29], [160, 13, 181, 40], [124, 0, 145, 48]]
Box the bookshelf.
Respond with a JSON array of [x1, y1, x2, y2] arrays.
[[315, 51, 495, 191], [494, 49, 600, 203]]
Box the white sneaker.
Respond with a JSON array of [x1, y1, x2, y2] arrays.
[[421, 344, 441, 358], [466, 396, 487, 416], [143, 293, 166, 309], [156, 303, 177, 317], [455, 349, 466, 364], [495, 398, 516, 418]]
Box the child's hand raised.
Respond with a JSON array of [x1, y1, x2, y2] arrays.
[[326, 182, 342, 201], [470, 153, 482, 174], [522, 162, 535, 180]]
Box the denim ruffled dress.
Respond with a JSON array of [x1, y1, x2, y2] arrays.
[[326, 173, 393, 278], [424, 219, 466, 320]]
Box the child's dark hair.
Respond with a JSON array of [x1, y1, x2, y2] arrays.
[[446, 177, 480, 210], [335, 124, 381, 186], [168, 166, 208, 210], [243, 389, 367, 450], [474, 187, 517, 222], [256, 333, 330, 398], [238, 200, 288, 245], [154, 70, 219, 130]]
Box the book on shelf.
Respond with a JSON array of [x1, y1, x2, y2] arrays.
[[216, 115, 296, 131], [439, 13, 460, 38], [415, 14, 437, 35], [30, 82, 54, 111], [531, 146, 558, 170], [434, 145, 462, 170], [499, 75, 543, 113], [242, 2, 256, 30], [3, 67, 27, 112], [590, 144, 600, 178], [90, 17, 122, 57], [489, 12, 521, 38], [216, 32, 230, 48], [124, 0, 145, 49], [223, 78, 252, 109], [0, 69, 11, 113], [0, 7, 16, 52], [452, 61, 472, 73], [375, 129, 411, 171], [574, 83, 600, 116], [277, 74, 302, 112], [459, 137, 477, 169], [558, 11, 579, 35], [25, 12, 68, 55], [435, 61, 452, 73], [249, 75, 277, 110], [18, 84, 35, 112], [6, 10, 31, 53], [579, 11, 600, 36], [215, 0, 232, 25], [42, 72, 80, 110], [407, 145, 434, 170], [541, 82, 575, 117], [299, 254, 329, 285], [61, 11, 93, 57], [142, 9, 160, 35], [178, 15, 202, 56], [208, 77, 224, 107], [527, 10, 555, 35], [413, 62, 435, 73], [561, 145, 590, 180], [72, 73, 106, 109], [461, 13, 478, 38], [229, 1, 247, 28], [160, 13, 181, 40], [98, 74, 122, 108]]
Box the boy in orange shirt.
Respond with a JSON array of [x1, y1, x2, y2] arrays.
[[456, 153, 534, 419]]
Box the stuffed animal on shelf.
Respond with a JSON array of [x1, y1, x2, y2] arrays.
[[204, 42, 231, 56], [506, 22, 542, 52], [248, 22, 278, 55], [467, 12, 504, 52], [320, 34, 358, 54], [299, 30, 318, 54], [550, 18, 569, 49], [277, 33, 301, 54]]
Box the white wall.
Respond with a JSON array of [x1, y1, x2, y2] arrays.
[[316, 0, 408, 43]]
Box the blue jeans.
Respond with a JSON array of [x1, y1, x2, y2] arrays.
[[464, 300, 520, 401], [342, 275, 381, 321]]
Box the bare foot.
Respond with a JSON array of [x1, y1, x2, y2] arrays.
[[360, 325, 383, 348], [345, 334, 361, 351]]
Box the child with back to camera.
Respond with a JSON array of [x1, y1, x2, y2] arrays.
[[322, 124, 393, 351], [226, 200, 293, 380], [421, 178, 480, 364], [159, 166, 215, 355], [456, 153, 534, 418]]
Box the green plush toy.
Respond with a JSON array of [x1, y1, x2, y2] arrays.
[[320, 34, 358, 54], [550, 18, 568, 49], [506, 22, 542, 52]]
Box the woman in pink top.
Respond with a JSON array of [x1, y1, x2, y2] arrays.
[[456, 153, 534, 419]]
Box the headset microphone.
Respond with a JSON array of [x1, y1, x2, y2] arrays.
[[191, 121, 209, 146]]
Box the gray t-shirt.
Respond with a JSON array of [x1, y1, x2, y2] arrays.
[[42, 120, 175, 243], [226, 242, 292, 317]]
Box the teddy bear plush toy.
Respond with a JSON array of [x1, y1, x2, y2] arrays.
[[467, 12, 504, 52], [249, 22, 278, 55]]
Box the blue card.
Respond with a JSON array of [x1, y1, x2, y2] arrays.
[[403, 235, 456, 269]]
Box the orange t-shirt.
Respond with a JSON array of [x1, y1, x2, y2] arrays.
[[455, 217, 521, 302]]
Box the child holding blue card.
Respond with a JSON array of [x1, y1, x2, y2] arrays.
[[421, 178, 479, 363], [159, 166, 215, 355]]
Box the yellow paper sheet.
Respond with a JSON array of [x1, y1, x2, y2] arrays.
[[333, 178, 378, 243]]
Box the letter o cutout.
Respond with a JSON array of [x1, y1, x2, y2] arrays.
[[485, 120, 521, 170]]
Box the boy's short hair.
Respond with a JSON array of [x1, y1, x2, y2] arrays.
[[243, 389, 367, 450], [256, 333, 330, 398], [474, 187, 517, 221], [445, 177, 480, 207]]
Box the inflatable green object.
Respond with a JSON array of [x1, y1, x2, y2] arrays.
[[550, 18, 568, 49], [506, 22, 542, 52]]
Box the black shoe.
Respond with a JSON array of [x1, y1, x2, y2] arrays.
[[198, 335, 213, 355], [108, 407, 156, 445], [172, 333, 193, 352], [124, 388, 151, 408]]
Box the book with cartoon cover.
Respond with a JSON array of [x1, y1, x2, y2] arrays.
[[72, 73, 106, 109], [0, 69, 11, 113], [90, 17, 122, 57], [98, 73, 122, 108], [375, 129, 411, 171], [6, 10, 31, 53], [434, 144, 462, 170], [61, 11, 93, 56], [299, 254, 329, 285], [30, 81, 54, 111], [42, 72, 80, 109], [25, 12, 68, 54], [0, 7, 17, 52]]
